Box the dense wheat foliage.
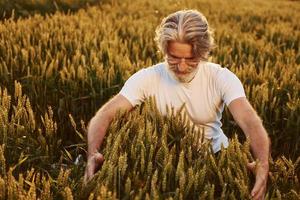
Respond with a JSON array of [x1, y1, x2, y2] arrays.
[[0, 0, 299, 199]]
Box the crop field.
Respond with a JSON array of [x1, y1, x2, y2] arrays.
[[0, 0, 299, 199]]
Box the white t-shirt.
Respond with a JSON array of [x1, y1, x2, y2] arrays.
[[119, 61, 246, 152]]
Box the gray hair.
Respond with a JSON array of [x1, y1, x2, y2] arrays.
[[155, 10, 215, 60]]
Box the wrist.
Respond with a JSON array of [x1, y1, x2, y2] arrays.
[[87, 151, 99, 158], [257, 161, 269, 173], [258, 160, 269, 167]]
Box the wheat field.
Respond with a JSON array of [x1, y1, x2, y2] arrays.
[[0, 0, 299, 199]]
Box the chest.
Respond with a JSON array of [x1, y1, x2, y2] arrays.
[[152, 79, 224, 123]]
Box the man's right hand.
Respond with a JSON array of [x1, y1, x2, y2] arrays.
[[84, 94, 133, 185], [83, 152, 104, 185]]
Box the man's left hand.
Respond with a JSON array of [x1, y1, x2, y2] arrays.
[[247, 161, 269, 200]]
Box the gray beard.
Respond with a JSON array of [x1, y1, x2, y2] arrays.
[[167, 66, 199, 83]]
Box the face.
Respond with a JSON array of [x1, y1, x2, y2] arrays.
[[166, 41, 201, 83]]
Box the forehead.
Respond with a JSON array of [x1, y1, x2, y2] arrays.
[[167, 41, 193, 58]]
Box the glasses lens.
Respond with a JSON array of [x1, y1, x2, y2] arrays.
[[166, 56, 199, 67]]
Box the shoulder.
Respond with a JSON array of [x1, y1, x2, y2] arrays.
[[202, 62, 239, 81], [144, 62, 166, 75], [203, 61, 222, 71], [130, 62, 166, 80], [202, 62, 228, 75], [124, 62, 166, 87], [200, 62, 229, 82], [134, 62, 165, 74], [204, 62, 245, 105]]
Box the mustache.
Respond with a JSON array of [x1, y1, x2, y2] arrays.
[[168, 64, 195, 73]]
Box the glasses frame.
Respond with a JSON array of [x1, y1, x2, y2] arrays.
[[165, 54, 201, 68]]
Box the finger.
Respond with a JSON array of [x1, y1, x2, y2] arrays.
[[83, 167, 91, 185], [84, 154, 104, 185], [93, 153, 104, 172], [88, 162, 96, 176], [84, 162, 96, 183], [94, 153, 104, 164], [85, 169, 95, 183], [252, 185, 265, 200], [251, 179, 265, 199], [247, 161, 256, 173], [83, 173, 87, 185]]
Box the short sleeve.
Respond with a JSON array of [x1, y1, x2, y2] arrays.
[[216, 68, 246, 106], [119, 68, 152, 107]]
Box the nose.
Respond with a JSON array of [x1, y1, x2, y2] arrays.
[[177, 58, 189, 72]]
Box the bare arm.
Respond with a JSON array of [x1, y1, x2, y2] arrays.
[[84, 94, 133, 183], [87, 94, 133, 156], [228, 97, 269, 166], [228, 97, 270, 200]]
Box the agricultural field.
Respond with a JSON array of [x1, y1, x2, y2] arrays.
[[0, 0, 299, 199]]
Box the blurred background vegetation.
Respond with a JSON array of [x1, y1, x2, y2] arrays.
[[0, 0, 102, 19]]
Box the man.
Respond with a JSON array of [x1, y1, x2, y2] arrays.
[[84, 10, 269, 200]]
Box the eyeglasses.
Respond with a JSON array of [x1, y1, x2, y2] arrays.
[[166, 54, 200, 67]]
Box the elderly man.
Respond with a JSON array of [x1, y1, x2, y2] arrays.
[[84, 10, 269, 200]]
